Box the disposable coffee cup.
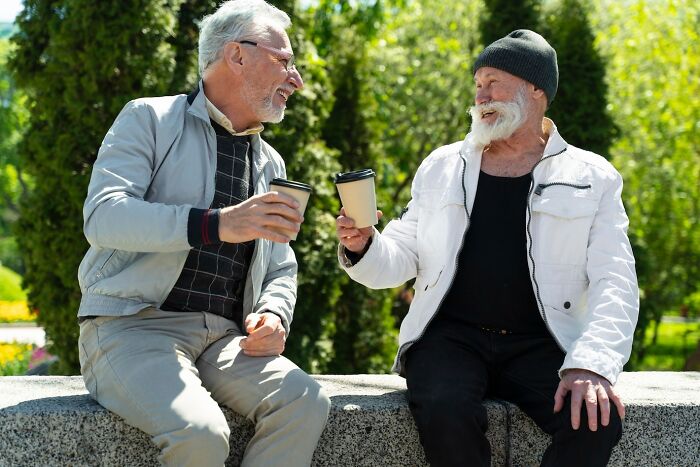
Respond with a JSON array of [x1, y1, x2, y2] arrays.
[[269, 178, 312, 241], [334, 169, 378, 229]]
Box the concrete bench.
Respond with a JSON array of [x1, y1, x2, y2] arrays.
[[1, 373, 698, 466]]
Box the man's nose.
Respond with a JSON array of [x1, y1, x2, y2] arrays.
[[288, 67, 304, 90], [475, 89, 490, 105]]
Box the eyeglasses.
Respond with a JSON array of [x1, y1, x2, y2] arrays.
[[238, 40, 296, 71]]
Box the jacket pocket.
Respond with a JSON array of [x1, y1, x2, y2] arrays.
[[86, 249, 138, 291], [537, 264, 588, 313], [419, 267, 444, 292], [531, 194, 598, 219], [531, 192, 598, 266]]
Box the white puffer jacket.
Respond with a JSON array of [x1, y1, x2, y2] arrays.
[[340, 120, 639, 384]]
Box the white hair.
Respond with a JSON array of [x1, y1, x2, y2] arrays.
[[198, 0, 292, 75], [468, 84, 529, 147]]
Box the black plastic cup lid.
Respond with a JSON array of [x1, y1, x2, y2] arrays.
[[334, 169, 375, 184], [270, 178, 312, 192]]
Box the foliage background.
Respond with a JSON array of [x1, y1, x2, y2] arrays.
[[1, 0, 698, 374]]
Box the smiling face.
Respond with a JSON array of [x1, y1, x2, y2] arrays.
[[240, 26, 303, 123], [469, 68, 532, 147]]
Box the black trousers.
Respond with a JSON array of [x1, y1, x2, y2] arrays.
[[404, 319, 622, 467]]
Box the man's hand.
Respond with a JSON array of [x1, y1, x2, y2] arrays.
[[554, 369, 625, 431], [219, 192, 302, 244], [239, 312, 286, 357], [335, 207, 382, 253]]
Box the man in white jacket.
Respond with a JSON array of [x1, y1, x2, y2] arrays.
[[336, 30, 638, 466]]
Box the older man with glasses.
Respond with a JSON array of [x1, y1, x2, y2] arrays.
[[76, 1, 329, 466]]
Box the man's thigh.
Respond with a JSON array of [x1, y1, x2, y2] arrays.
[[196, 330, 324, 420], [404, 320, 491, 411], [495, 333, 567, 433], [79, 309, 226, 436]]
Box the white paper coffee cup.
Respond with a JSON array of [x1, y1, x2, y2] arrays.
[[334, 169, 378, 229], [269, 178, 311, 241]]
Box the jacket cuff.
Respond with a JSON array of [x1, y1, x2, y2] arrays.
[[254, 303, 291, 334], [188, 208, 220, 247], [559, 344, 624, 385], [343, 236, 373, 266], [338, 230, 377, 268]]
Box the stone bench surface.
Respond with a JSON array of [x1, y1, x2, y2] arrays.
[[1, 372, 699, 466]]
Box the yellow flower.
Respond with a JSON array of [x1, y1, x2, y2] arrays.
[[0, 301, 35, 323], [0, 342, 33, 366]]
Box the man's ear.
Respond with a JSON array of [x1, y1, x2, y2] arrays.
[[532, 85, 546, 101], [223, 41, 244, 75]]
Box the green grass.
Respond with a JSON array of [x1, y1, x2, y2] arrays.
[[0, 265, 26, 301], [636, 321, 700, 371]]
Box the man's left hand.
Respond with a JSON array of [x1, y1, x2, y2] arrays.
[[554, 368, 625, 431], [239, 312, 286, 357]]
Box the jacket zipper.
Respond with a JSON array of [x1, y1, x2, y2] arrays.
[[527, 148, 568, 351], [534, 182, 591, 196], [396, 151, 471, 368]]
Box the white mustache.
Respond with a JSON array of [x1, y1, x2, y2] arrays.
[[469, 101, 513, 121], [468, 86, 528, 147]]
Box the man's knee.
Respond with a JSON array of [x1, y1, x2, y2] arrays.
[[558, 395, 623, 444], [156, 411, 231, 465], [271, 369, 330, 427], [409, 387, 487, 431]]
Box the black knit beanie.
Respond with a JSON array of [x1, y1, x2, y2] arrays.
[[473, 29, 558, 106]]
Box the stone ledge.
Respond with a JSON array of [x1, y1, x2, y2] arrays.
[[1, 372, 698, 466]]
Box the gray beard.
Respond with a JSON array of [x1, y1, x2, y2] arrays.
[[242, 81, 285, 124], [468, 86, 528, 147]]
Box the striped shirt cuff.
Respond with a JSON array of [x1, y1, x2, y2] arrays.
[[188, 208, 221, 247]]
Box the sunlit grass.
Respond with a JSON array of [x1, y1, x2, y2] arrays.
[[636, 321, 700, 371], [0, 265, 26, 301]]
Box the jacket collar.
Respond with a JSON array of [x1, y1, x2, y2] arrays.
[[186, 82, 210, 123], [187, 79, 266, 164], [541, 118, 568, 157], [456, 117, 569, 213]]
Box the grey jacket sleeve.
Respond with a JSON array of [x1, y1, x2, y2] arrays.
[[83, 101, 192, 253], [254, 241, 298, 333], [250, 145, 297, 333]]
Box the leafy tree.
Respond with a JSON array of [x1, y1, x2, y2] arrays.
[[542, 0, 615, 158], [166, 0, 218, 94], [368, 0, 484, 210], [304, 1, 397, 373], [480, 0, 542, 46], [591, 0, 700, 366], [0, 38, 29, 273]]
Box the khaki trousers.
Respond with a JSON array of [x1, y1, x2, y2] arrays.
[[78, 307, 330, 467]]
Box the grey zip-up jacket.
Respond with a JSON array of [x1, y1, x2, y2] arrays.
[[340, 120, 639, 384], [78, 82, 297, 331]]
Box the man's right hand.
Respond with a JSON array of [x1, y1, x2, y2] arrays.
[[219, 192, 302, 244], [336, 207, 382, 253]]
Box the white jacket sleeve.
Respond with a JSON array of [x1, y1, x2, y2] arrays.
[[83, 101, 192, 253], [561, 171, 639, 384]]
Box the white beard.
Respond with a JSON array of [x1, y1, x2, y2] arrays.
[[468, 85, 528, 147], [242, 80, 285, 124]]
